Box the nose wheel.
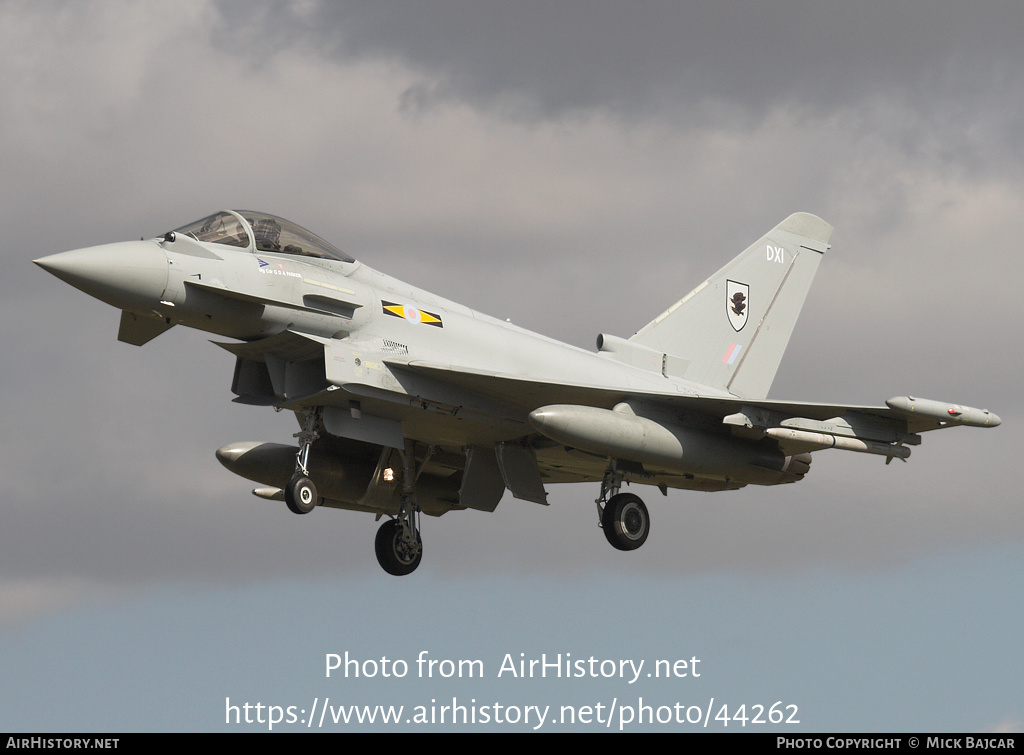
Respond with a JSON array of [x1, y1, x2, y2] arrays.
[[285, 474, 318, 514]]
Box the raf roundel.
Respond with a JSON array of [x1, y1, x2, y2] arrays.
[[382, 300, 444, 327]]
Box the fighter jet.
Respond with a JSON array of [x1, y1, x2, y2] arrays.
[[34, 210, 1000, 575]]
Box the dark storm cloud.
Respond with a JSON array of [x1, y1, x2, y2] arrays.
[[272, 1, 1024, 119], [207, 0, 1024, 198]]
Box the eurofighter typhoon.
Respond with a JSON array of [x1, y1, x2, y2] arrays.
[[34, 211, 999, 575]]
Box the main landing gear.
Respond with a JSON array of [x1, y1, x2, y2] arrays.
[[375, 438, 424, 576], [282, 413, 646, 567], [596, 462, 650, 551], [282, 409, 424, 576], [375, 516, 422, 576]]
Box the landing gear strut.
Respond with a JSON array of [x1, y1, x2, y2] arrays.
[[374, 439, 424, 576], [596, 462, 650, 551], [285, 408, 321, 515]]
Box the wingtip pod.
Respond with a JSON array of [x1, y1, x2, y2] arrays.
[[885, 396, 1001, 428]]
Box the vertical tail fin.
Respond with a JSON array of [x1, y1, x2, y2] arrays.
[[630, 212, 832, 399]]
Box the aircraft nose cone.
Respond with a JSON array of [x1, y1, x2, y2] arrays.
[[35, 241, 168, 311]]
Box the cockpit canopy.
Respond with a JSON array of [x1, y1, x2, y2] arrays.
[[170, 210, 354, 263]]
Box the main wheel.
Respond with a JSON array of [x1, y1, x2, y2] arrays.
[[601, 493, 650, 551], [285, 474, 318, 515], [375, 519, 423, 576]]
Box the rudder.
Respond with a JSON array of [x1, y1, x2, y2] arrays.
[[630, 212, 832, 399]]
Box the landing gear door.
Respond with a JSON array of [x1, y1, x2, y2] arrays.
[[495, 443, 548, 505], [460, 446, 505, 512], [358, 447, 402, 511]]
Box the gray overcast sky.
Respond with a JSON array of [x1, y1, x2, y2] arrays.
[[1, 1, 1021, 732]]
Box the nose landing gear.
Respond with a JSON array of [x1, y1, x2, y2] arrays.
[[285, 408, 321, 515]]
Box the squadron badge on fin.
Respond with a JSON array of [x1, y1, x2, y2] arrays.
[[727, 280, 749, 332]]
